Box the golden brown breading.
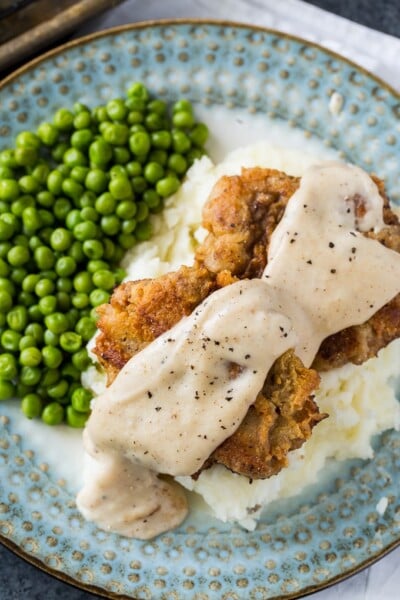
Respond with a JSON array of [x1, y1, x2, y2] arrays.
[[202, 350, 325, 480], [95, 266, 218, 383]]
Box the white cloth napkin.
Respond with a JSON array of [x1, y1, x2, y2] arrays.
[[78, 2, 400, 598]]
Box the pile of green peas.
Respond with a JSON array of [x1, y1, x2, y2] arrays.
[[0, 82, 208, 427]]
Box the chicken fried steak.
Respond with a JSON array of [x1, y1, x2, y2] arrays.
[[93, 167, 400, 479]]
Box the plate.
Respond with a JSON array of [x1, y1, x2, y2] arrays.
[[1, 20, 400, 600]]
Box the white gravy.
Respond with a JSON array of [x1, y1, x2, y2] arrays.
[[77, 161, 400, 539]]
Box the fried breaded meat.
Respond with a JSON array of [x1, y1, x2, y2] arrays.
[[93, 167, 400, 480]]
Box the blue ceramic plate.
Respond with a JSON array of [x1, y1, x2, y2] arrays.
[[0, 20, 400, 600]]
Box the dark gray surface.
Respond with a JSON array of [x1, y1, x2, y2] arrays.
[[0, 1, 399, 599]]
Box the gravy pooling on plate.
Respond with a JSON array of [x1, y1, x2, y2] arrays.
[[76, 162, 400, 539]]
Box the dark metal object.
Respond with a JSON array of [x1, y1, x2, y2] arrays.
[[0, 0, 125, 72]]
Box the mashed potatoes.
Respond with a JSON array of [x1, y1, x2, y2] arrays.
[[84, 142, 400, 529]]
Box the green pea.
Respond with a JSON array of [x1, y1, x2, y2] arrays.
[[172, 130, 191, 154], [150, 130, 171, 150], [0, 277, 15, 295], [113, 146, 130, 165], [15, 146, 38, 167], [145, 112, 164, 131], [82, 239, 104, 259], [38, 295, 57, 315], [34, 278, 55, 298], [1, 329, 21, 352], [33, 246, 55, 270], [80, 206, 99, 223], [117, 233, 136, 250], [75, 316, 96, 341], [37, 122, 59, 146], [87, 259, 108, 273], [71, 128, 93, 150], [121, 218, 137, 234], [131, 175, 148, 194], [129, 131, 151, 156], [100, 215, 120, 236], [19, 174, 40, 195], [59, 331, 82, 353], [85, 169, 108, 194], [89, 288, 110, 307], [65, 209, 82, 230], [36, 191, 54, 208], [0, 379, 15, 400], [71, 292, 90, 309], [0, 353, 18, 380], [66, 406, 90, 428], [47, 170, 63, 195], [0, 149, 18, 168], [103, 123, 129, 146], [50, 228, 72, 252], [125, 161, 142, 177], [16, 130, 41, 149], [127, 82, 149, 100], [54, 108, 74, 131], [0, 166, 14, 178], [43, 329, 59, 346], [144, 161, 164, 184], [172, 110, 195, 129], [89, 139, 113, 167], [71, 386, 92, 412], [168, 153, 187, 174], [156, 175, 180, 198], [92, 269, 115, 291], [135, 220, 152, 241], [7, 305, 28, 331], [73, 221, 98, 242], [189, 122, 209, 147], [0, 290, 13, 313], [62, 363, 80, 382], [73, 110, 92, 129], [148, 150, 168, 167], [19, 347, 42, 367], [116, 200, 136, 219], [27, 304, 42, 322], [55, 256, 77, 277], [25, 322, 44, 343], [0, 219, 14, 241], [109, 176, 133, 200], [20, 365, 41, 386], [73, 271, 93, 293], [11, 267, 28, 286], [106, 98, 127, 121], [70, 165, 89, 183], [172, 99, 193, 114], [143, 189, 161, 210], [147, 99, 167, 115], [68, 241, 85, 263], [19, 335, 37, 350], [7, 245, 30, 267], [44, 312, 69, 334], [42, 345, 63, 368], [109, 165, 127, 178], [62, 178, 84, 202], [72, 348, 92, 371], [127, 110, 144, 125], [0, 179, 20, 201], [21, 393, 42, 418], [92, 106, 109, 123], [42, 402, 64, 425], [136, 201, 149, 222], [78, 190, 96, 209], [95, 192, 116, 215]]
